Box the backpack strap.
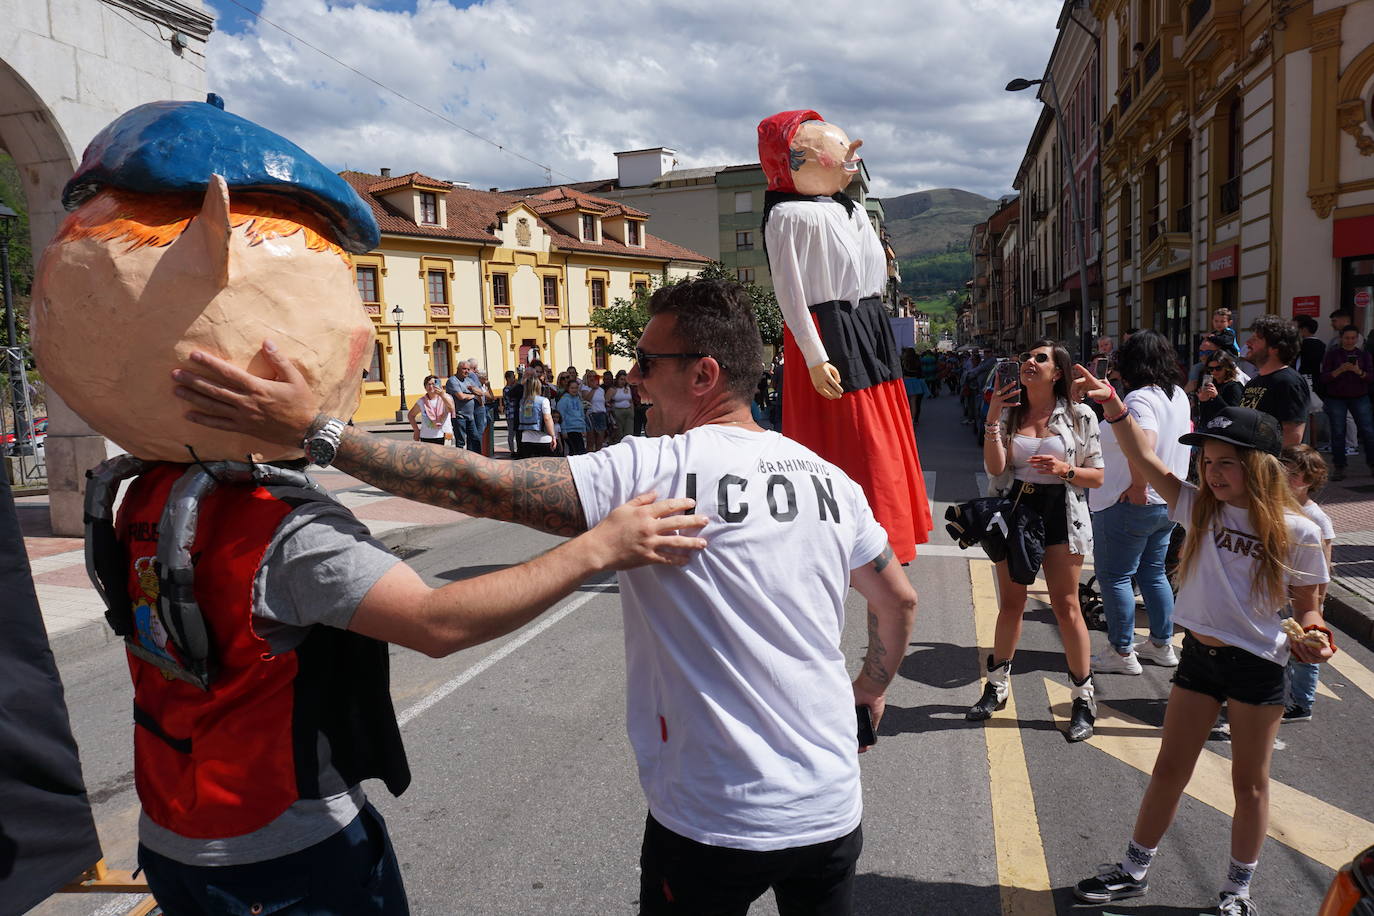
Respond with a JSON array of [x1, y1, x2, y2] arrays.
[[84, 455, 151, 637]]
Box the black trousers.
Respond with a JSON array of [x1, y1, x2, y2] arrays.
[[638, 814, 862, 916]]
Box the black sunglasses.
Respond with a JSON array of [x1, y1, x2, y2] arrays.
[[1018, 352, 1051, 364], [635, 347, 707, 376]]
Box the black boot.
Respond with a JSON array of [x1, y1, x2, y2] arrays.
[[967, 656, 1011, 721], [1067, 673, 1096, 742]]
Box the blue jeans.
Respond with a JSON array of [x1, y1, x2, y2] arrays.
[[1324, 395, 1374, 467], [1091, 501, 1176, 653], [139, 802, 409, 915], [1286, 659, 1319, 709], [451, 412, 480, 451]]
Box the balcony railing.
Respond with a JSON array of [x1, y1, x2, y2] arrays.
[[1120, 78, 1134, 112], [1144, 40, 1162, 83], [1122, 235, 1134, 260], [1175, 204, 1192, 234], [1188, 0, 1212, 32], [1219, 176, 1241, 216], [1145, 205, 1162, 244], [1103, 113, 1115, 143]]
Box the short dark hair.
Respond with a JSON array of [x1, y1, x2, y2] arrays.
[[1331, 309, 1353, 321], [1249, 314, 1300, 365], [1117, 329, 1182, 398], [648, 278, 764, 403], [1295, 315, 1319, 334]]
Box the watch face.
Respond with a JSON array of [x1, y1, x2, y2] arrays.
[[306, 437, 335, 466]]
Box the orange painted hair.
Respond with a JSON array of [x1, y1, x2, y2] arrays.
[[55, 187, 349, 265]]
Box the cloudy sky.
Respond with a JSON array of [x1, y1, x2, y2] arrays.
[[205, 0, 1062, 201]]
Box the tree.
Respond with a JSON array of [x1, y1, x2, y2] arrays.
[[0, 151, 33, 350], [589, 261, 784, 357]]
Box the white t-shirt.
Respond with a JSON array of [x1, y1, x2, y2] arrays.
[[588, 387, 607, 413], [1300, 500, 1335, 542], [568, 426, 888, 851], [1169, 482, 1328, 662], [1091, 385, 1191, 512]]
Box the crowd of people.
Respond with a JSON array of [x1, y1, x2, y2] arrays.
[[949, 307, 1345, 916]]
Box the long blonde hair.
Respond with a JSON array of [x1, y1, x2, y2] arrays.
[[1174, 444, 1299, 610]]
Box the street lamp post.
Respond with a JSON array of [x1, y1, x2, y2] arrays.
[[1007, 76, 1095, 363], [391, 304, 408, 422], [0, 202, 31, 458]]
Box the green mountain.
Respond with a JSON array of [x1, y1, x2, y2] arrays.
[[880, 188, 1000, 298]]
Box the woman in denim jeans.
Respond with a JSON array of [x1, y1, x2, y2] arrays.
[[1088, 331, 1193, 677], [1318, 325, 1374, 481]]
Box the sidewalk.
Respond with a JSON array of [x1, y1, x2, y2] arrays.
[[1304, 465, 1374, 647], [17, 420, 497, 665]]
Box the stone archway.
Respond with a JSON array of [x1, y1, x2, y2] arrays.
[[0, 56, 110, 536]]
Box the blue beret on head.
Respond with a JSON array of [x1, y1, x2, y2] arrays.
[[63, 95, 380, 254]]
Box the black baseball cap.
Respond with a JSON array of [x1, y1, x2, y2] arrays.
[[1179, 406, 1282, 457]]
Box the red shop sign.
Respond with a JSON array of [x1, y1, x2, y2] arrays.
[[1292, 296, 1321, 318], [1209, 245, 1239, 280]]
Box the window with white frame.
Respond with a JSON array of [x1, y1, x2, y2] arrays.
[[736, 267, 755, 284], [734, 191, 752, 213], [581, 213, 596, 241], [736, 230, 753, 251], [626, 221, 642, 246], [420, 191, 439, 225]]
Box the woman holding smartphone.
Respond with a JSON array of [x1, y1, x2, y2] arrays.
[[1318, 325, 1374, 481], [971, 340, 1106, 741], [1196, 353, 1244, 425]]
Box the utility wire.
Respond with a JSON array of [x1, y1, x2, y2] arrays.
[[221, 0, 577, 184]]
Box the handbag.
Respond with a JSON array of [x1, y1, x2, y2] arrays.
[[944, 486, 1046, 585]]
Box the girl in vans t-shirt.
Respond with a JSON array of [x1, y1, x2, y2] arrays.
[[1072, 370, 1333, 916]]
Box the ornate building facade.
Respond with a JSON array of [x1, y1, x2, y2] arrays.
[[1095, 0, 1374, 353], [340, 171, 709, 422]]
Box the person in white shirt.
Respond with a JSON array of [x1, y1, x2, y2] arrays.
[[173, 277, 917, 916], [1072, 375, 1333, 916], [1088, 331, 1192, 676], [1279, 444, 1334, 724]]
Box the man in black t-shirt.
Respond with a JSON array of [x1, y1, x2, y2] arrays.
[[1239, 315, 1310, 446]]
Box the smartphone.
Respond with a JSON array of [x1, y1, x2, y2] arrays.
[[1092, 357, 1110, 379], [994, 360, 1022, 404], [857, 705, 877, 748], [1347, 354, 1360, 364]]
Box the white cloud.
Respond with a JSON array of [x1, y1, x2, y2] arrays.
[[206, 0, 1062, 199]]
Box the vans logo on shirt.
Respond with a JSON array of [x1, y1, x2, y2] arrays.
[[1214, 526, 1264, 561], [685, 471, 841, 524]]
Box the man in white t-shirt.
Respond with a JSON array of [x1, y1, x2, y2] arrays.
[[174, 277, 918, 916], [1089, 331, 1193, 676]]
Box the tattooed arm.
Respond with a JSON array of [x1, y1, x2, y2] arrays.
[[848, 544, 918, 747], [333, 420, 585, 535], [170, 342, 586, 535]]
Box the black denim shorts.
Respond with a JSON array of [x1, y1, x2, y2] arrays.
[[1171, 631, 1286, 706], [1010, 480, 1069, 547]]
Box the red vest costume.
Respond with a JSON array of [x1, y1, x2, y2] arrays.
[[115, 463, 409, 839]]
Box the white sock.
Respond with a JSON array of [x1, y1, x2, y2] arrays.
[[1122, 839, 1156, 881], [1221, 857, 1257, 897]]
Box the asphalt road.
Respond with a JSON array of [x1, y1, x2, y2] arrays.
[[30, 390, 1374, 916]]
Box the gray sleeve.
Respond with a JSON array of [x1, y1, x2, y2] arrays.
[[253, 501, 402, 641]]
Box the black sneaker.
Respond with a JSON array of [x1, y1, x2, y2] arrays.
[[1073, 864, 1147, 903], [1281, 705, 1312, 723], [1218, 892, 1259, 915]]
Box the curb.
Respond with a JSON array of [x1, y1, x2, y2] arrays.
[[48, 616, 121, 668], [1325, 582, 1374, 652]]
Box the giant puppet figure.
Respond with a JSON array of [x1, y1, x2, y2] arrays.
[[29, 97, 415, 910], [758, 110, 931, 563]]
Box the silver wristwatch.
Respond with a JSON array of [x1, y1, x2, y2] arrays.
[[303, 417, 346, 467]]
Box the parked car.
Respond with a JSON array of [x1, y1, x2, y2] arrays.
[[2, 416, 47, 454], [1320, 843, 1374, 915]]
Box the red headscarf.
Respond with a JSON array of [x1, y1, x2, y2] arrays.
[[757, 109, 823, 192]]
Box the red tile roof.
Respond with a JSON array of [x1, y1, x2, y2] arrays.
[[339, 170, 706, 262]]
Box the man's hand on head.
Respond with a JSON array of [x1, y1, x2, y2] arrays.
[[172, 339, 323, 446]]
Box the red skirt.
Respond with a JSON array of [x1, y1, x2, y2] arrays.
[[782, 328, 932, 563]]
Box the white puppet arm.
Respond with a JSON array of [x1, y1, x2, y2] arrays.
[[765, 207, 829, 368]]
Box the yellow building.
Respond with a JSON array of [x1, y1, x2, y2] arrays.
[[340, 170, 710, 422], [1094, 0, 1374, 352]]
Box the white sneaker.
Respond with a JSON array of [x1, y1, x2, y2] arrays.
[[1134, 639, 1180, 667], [1091, 648, 1143, 675]]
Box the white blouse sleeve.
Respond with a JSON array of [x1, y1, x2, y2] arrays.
[[764, 206, 829, 368]]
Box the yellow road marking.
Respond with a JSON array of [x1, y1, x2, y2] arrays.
[[1327, 645, 1374, 703], [970, 560, 1055, 916], [1044, 679, 1374, 870]]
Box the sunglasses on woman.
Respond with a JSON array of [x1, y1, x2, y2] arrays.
[[1018, 352, 1051, 364]]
